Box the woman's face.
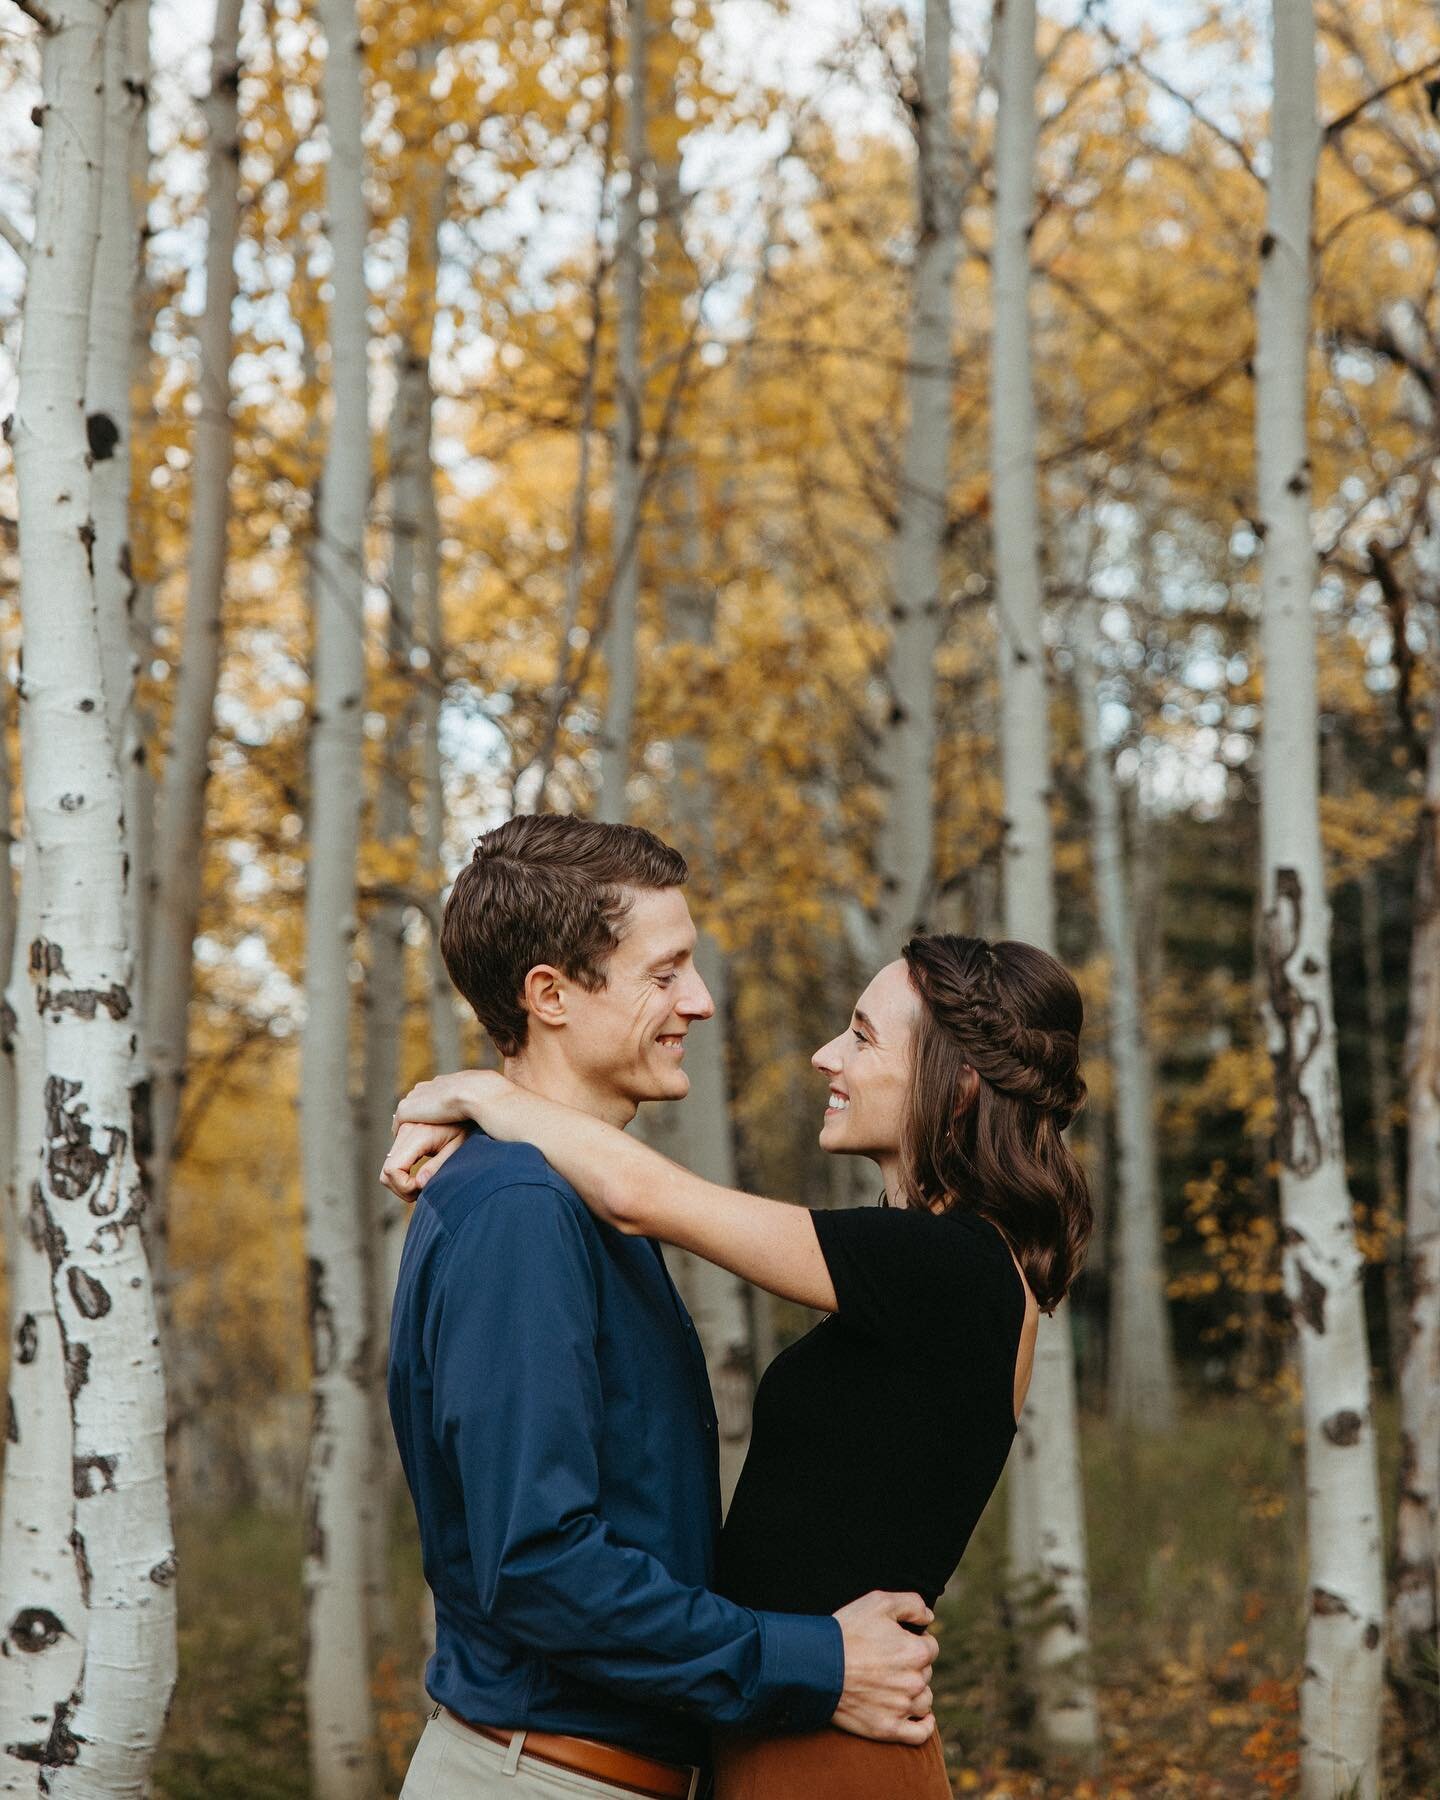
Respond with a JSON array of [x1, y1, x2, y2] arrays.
[[812, 960, 921, 1160]]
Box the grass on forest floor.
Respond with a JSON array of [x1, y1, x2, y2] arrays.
[[152, 1396, 1434, 1799]]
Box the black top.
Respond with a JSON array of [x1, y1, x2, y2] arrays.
[[715, 1204, 1026, 1617]]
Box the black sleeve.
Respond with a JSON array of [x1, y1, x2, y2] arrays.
[[809, 1203, 1020, 1349]]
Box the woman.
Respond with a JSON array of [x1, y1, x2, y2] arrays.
[[388, 934, 1092, 1800]]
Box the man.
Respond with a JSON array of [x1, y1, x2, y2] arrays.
[[386, 815, 936, 1800]]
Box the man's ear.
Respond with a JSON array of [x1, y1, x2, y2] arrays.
[[521, 964, 568, 1032]]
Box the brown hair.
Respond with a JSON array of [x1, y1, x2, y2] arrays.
[[440, 815, 688, 1057], [898, 934, 1093, 1312]]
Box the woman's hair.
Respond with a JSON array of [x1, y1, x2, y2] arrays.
[[898, 934, 1093, 1312]]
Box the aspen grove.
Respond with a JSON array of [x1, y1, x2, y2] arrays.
[[0, 0, 1438, 1793]]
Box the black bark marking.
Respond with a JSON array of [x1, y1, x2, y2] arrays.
[[72, 1454, 117, 1500], [1322, 1408, 1363, 1446], [79, 698, 95, 713], [1261, 868, 1327, 1176], [148, 1551, 177, 1588], [38, 981, 131, 1023], [130, 1075, 154, 1184], [6, 1396, 15, 1445], [1260, 230, 1276, 257], [1311, 1587, 1353, 1618], [0, 999, 15, 1055], [30, 939, 68, 980], [69, 1532, 91, 1608], [66, 1268, 111, 1321], [1295, 1262, 1327, 1334], [85, 412, 119, 463], [1285, 467, 1310, 498], [78, 520, 95, 576], [64, 1341, 88, 1400], [43, 1078, 106, 1200], [6, 1609, 67, 1655], [7, 1699, 82, 1768], [26, 1184, 66, 1271], [307, 1257, 336, 1379], [16, 1314, 37, 1365], [42, 1076, 126, 1206], [1363, 1622, 1381, 1649]]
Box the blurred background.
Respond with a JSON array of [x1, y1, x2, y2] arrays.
[[0, 0, 1437, 1793]]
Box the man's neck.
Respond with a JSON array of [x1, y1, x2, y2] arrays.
[[502, 1051, 637, 1130]]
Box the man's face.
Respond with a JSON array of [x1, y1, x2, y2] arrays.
[[557, 887, 715, 1114]]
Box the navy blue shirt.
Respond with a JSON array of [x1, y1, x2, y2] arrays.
[[388, 1133, 844, 1764]]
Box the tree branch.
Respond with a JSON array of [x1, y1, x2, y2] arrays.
[[0, 206, 32, 268], [1323, 53, 1440, 144], [9, 0, 56, 30]]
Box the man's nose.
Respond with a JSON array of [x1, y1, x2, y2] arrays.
[[679, 971, 715, 1021]]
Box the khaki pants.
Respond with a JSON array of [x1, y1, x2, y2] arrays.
[[399, 1708, 702, 1800]]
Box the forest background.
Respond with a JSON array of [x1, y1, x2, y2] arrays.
[[0, 0, 1437, 1794]]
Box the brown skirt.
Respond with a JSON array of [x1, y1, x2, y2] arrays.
[[712, 1727, 950, 1800]]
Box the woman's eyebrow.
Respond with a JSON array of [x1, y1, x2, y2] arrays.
[[852, 1009, 878, 1038]]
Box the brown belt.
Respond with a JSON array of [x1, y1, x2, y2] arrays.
[[445, 1710, 701, 1800]]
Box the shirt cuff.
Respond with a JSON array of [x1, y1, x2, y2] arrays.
[[751, 1609, 845, 1733]]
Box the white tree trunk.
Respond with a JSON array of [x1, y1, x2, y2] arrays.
[[597, 0, 646, 824], [1389, 696, 1440, 1729], [1073, 602, 1178, 1432], [419, 453, 461, 1075], [303, 0, 377, 1790], [3, 7, 176, 1790], [360, 142, 446, 1634], [145, 0, 243, 1335], [989, 0, 1098, 1751], [1256, 7, 1383, 1792], [0, 862, 89, 1795], [86, 0, 148, 827], [641, 446, 753, 1506], [875, 0, 957, 951]]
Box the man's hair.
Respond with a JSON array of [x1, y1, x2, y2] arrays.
[[440, 815, 689, 1057]]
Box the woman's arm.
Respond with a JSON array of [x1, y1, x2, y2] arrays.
[[390, 1070, 838, 1312]]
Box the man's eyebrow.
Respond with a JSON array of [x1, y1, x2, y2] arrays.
[[648, 942, 695, 969]]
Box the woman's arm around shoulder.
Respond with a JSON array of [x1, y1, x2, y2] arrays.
[[390, 1069, 839, 1312]]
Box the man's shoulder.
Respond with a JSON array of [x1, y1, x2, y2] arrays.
[[419, 1130, 593, 1241]]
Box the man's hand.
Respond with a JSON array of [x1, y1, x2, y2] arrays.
[[830, 1590, 939, 1745], [380, 1120, 467, 1201]]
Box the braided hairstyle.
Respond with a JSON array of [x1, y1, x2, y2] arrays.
[[898, 934, 1093, 1312]]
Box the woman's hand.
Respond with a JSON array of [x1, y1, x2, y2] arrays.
[[381, 1121, 465, 1199], [391, 1068, 512, 1133], [380, 1070, 522, 1202]]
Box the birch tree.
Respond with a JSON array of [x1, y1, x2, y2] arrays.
[[597, 0, 646, 824], [874, 0, 958, 952], [989, 0, 1097, 1750], [642, 443, 754, 1502], [146, 0, 244, 1439], [1, 2, 176, 1788], [361, 123, 445, 1629], [1072, 599, 1178, 1432], [419, 433, 460, 1074], [86, 0, 149, 934], [1389, 691, 1440, 1745], [1255, 4, 1383, 1790], [302, 0, 378, 1788]]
